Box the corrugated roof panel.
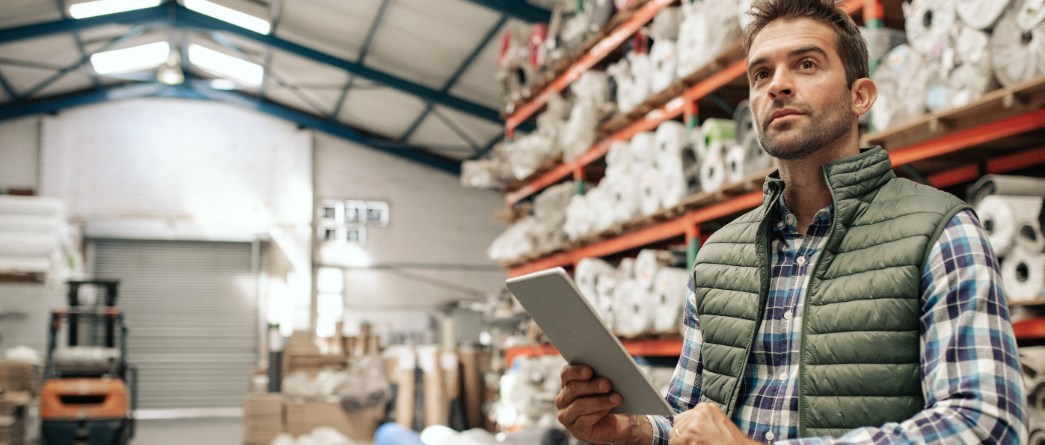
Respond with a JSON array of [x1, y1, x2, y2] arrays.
[[31, 69, 94, 99], [338, 86, 426, 140], [276, 0, 383, 62], [405, 105, 501, 157], [0, 0, 62, 29], [446, 18, 517, 110], [365, 0, 502, 90], [0, 34, 80, 66]]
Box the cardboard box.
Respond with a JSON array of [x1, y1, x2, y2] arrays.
[[243, 393, 282, 445], [284, 401, 383, 440], [0, 362, 41, 396]]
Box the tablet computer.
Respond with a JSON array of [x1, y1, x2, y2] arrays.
[[506, 267, 673, 416]]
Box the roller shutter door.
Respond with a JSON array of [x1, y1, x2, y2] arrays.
[[91, 239, 259, 409]]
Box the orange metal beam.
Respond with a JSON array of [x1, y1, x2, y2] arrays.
[[504, 0, 674, 132], [505, 338, 684, 367], [927, 145, 1045, 189], [887, 109, 1045, 167]]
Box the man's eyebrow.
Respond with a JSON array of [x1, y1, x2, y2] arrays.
[[747, 45, 829, 72]]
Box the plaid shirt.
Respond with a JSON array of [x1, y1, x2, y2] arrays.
[[648, 202, 1026, 444]]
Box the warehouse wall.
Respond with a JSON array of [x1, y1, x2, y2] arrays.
[[0, 117, 39, 191], [313, 133, 507, 317]]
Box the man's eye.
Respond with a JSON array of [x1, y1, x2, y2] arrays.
[[754, 70, 768, 80], [800, 60, 815, 69]]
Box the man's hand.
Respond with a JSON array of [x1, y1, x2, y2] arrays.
[[555, 364, 649, 444], [670, 403, 759, 445]]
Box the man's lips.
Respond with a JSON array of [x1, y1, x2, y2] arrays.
[[769, 108, 803, 123]]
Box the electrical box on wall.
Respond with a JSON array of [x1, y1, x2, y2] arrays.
[[316, 199, 389, 246]]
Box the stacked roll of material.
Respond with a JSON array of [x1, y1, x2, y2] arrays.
[[905, 0, 958, 60], [677, 0, 741, 78], [991, 1, 1045, 87], [629, 52, 654, 109], [576, 257, 617, 309], [487, 217, 536, 262], [605, 172, 641, 224], [699, 140, 728, 194], [650, 39, 679, 94], [635, 249, 681, 290], [975, 188, 1045, 302], [0, 196, 72, 275], [650, 267, 690, 334], [737, 0, 756, 30], [956, 0, 1012, 30], [926, 26, 996, 112], [564, 193, 592, 240], [976, 195, 1044, 257], [655, 120, 687, 164], [589, 186, 617, 233], [871, 44, 933, 132], [860, 26, 908, 65], [681, 140, 703, 196], [629, 131, 656, 169], [1003, 247, 1045, 302], [609, 57, 638, 113], [497, 22, 538, 106], [460, 156, 511, 189], [561, 71, 610, 161], [638, 169, 664, 217], [967, 174, 1045, 206], [650, 6, 682, 41], [605, 141, 632, 177], [614, 279, 654, 337], [595, 271, 619, 332]]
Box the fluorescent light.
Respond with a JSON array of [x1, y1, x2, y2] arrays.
[[90, 41, 170, 75], [69, 0, 161, 19], [183, 0, 271, 34], [209, 79, 237, 90], [188, 44, 264, 87]]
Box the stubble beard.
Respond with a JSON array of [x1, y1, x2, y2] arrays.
[[757, 96, 853, 161]]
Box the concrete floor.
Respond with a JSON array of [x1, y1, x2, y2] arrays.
[[132, 417, 242, 445]]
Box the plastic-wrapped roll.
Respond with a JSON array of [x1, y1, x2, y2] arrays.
[[0, 196, 65, 216], [614, 279, 653, 337], [700, 118, 736, 149], [871, 44, 931, 131], [905, 0, 957, 59], [676, 0, 741, 78], [650, 39, 678, 94], [589, 186, 616, 233], [534, 182, 574, 223], [976, 195, 1045, 257], [565, 193, 592, 240], [650, 6, 681, 41], [655, 120, 687, 162], [560, 101, 598, 161], [659, 154, 688, 209], [860, 26, 908, 64], [1019, 221, 1045, 253], [617, 257, 637, 280], [699, 141, 728, 194], [638, 168, 664, 216], [630, 132, 657, 168], [595, 273, 618, 330], [733, 100, 756, 142], [651, 267, 689, 334], [681, 143, 703, 195], [724, 143, 747, 184], [991, 4, 1045, 87], [0, 233, 59, 257], [629, 52, 654, 108], [576, 257, 616, 307], [967, 175, 1045, 206], [0, 256, 51, 273], [635, 249, 675, 290], [926, 26, 995, 112], [1017, 0, 1045, 31], [606, 141, 632, 175], [605, 173, 640, 224], [956, 0, 1011, 30], [737, 0, 756, 30], [609, 58, 637, 113], [0, 215, 63, 234], [740, 131, 772, 173], [1001, 248, 1045, 302]]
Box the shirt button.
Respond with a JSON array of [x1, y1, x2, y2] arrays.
[[785, 214, 796, 226], [778, 371, 788, 380], [795, 256, 807, 266], [783, 310, 793, 320], [765, 431, 776, 441]]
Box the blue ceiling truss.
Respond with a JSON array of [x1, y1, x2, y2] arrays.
[[463, 0, 550, 23]]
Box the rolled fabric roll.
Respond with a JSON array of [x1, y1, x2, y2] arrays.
[[560, 101, 598, 161], [630, 132, 657, 168], [651, 267, 689, 334], [737, 0, 756, 29], [606, 141, 632, 175], [992, 4, 1045, 87], [1001, 248, 1045, 302], [629, 52, 654, 107], [733, 100, 756, 142], [700, 118, 736, 146], [681, 142, 703, 195], [927, 26, 995, 112], [635, 249, 675, 290], [871, 44, 931, 131], [0, 196, 65, 217], [967, 175, 1045, 206], [1017, 0, 1045, 31], [614, 279, 654, 337], [741, 131, 773, 173], [577, 257, 617, 307], [904, 0, 958, 59], [655, 120, 687, 162], [1018, 220, 1045, 253], [595, 274, 619, 329], [650, 6, 682, 41], [609, 57, 637, 114], [860, 26, 908, 64], [976, 195, 1045, 257], [564, 193, 592, 240], [676, 0, 740, 78], [0, 233, 60, 257], [0, 215, 64, 234], [956, 0, 1012, 30], [638, 168, 664, 216], [699, 142, 728, 194], [650, 39, 678, 94], [659, 154, 689, 209], [605, 173, 641, 224], [725, 143, 747, 184]]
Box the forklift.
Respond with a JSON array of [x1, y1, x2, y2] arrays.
[[40, 280, 136, 445]]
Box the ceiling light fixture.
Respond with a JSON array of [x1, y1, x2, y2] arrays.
[[183, 0, 271, 34], [156, 52, 184, 85], [188, 44, 263, 87], [90, 41, 170, 75], [69, 0, 161, 19]]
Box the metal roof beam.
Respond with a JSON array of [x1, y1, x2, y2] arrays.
[[0, 81, 460, 174], [0, 70, 17, 98], [464, 0, 550, 23], [0, 4, 502, 125], [330, 0, 393, 120]]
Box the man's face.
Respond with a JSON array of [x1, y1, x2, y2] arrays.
[[746, 18, 854, 160]]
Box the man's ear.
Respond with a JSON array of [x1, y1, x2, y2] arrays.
[[850, 77, 877, 117]]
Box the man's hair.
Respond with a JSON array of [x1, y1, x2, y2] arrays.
[[741, 0, 869, 87]]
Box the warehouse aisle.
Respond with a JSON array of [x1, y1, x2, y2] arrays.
[[133, 417, 242, 445]]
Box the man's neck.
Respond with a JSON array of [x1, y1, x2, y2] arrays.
[[776, 135, 860, 235]]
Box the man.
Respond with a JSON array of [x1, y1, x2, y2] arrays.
[[554, 0, 1026, 444]]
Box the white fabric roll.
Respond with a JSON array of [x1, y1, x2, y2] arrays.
[[638, 168, 664, 216], [617, 257, 637, 281], [629, 52, 654, 107], [737, 0, 756, 30], [956, 0, 1012, 30], [740, 131, 773, 173], [0, 233, 59, 257], [561, 101, 598, 161], [0, 215, 64, 234], [0, 196, 65, 217], [926, 26, 995, 112], [589, 186, 617, 233], [871, 44, 931, 131], [724, 143, 747, 184], [905, 0, 958, 59], [655, 120, 687, 163], [699, 142, 727, 194], [700, 118, 736, 146], [733, 100, 756, 142], [606, 141, 632, 175], [565, 193, 593, 240], [595, 274, 619, 330], [605, 173, 641, 224], [991, 4, 1045, 87], [609, 57, 637, 114], [635, 249, 673, 290], [650, 6, 682, 41], [576, 257, 616, 307], [976, 195, 1045, 257], [1001, 248, 1045, 302], [0, 256, 52, 273], [659, 154, 688, 209], [1018, 221, 1045, 253], [650, 39, 678, 94], [630, 132, 657, 169], [651, 267, 689, 334], [1017, 0, 1045, 31], [676, 0, 741, 78], [534, 182, 574, 224], [614, 279, 654, 337]]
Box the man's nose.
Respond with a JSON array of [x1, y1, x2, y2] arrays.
[[768, 69, 794, 100]]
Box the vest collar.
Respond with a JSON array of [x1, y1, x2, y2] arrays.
[[760, 147, 894, 222]]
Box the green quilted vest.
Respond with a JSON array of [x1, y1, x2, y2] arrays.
[[691, 147, 969, 438]]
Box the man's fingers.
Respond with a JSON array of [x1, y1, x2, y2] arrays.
[[560, 364, 594, 386], [556, 392, 621, 426], [555, 377, 613, 409]]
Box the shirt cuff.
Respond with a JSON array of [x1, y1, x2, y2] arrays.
[[648, 415, 671, 445]]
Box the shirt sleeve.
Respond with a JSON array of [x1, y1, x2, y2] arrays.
[[778, 209, 1026, 445], [648, 273, 706, 445]]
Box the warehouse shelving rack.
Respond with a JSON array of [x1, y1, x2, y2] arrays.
[[496, 0, 1045, 355]]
